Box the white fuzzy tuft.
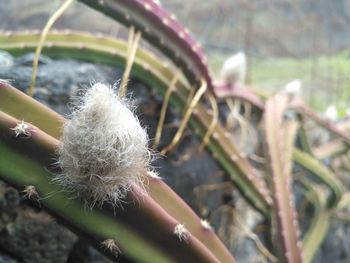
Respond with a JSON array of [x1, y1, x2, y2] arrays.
[[325, 105, 338, 121], [220, 52, 246, 86], [56, 83, 151, 207], [200, 219, 212, 230], [174, 224, 189, 242], [22, 185, 39, 200], [11, 120, 32, 137], [101, 239, 121, 255], [284, 79, 302, 97], [0, 79, 13, 85], [147, 171, 162, 180]]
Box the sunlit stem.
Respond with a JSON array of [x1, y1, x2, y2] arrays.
[[161, 79, 207, 155], [119, 26, 142, 98], [152, 70, 181, 149], [198, 93, 218, 151]]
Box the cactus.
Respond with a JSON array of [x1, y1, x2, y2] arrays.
[[263, 94, 303, 263], [0, 113, 172, 262], [293, 149, 344, 207], [0, 101, 226, 263], [298, 178, 332, 263], [0, 80, 235, 262], [0, 30, 272, 216]]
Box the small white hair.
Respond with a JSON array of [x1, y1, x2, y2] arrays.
[[56, 83, 151, 207], [220, 52, 247, 86], [284, 79, 302, 97], [324, 105, 338, 122]]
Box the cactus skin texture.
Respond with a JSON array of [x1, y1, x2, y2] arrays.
[[0, 81, 234, 262], [0, 114, 173, 263], [0, 109, 222, 263], [0, 30, 272, 216], [263, 94, 303, 263]]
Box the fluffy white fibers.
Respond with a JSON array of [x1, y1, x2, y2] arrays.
[[56, 83, 151, 207]]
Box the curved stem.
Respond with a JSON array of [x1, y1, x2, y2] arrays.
[[28, 0, 75, 97]]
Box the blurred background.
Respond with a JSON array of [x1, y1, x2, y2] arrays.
[[1, 0, 350, 114]]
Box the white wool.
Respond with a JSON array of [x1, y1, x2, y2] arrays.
[[174, 224, 189, 242], [324, 105, 338, 121], [220, 52, 247, 86], [284, 79, 302, 97], [56, 83, 150, 206]]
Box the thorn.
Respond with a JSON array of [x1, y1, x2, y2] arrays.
[[162, 18, 169, 26], [246, 173, 254, 180], [174, 224, 189, 243], [22, 185, 39, 200], [147, 171, 162, 180], [11, 120, 31, 137], [144, 3, 152, 11], [200, 219, 212, 230], [230, 155, 238, 162], [101, 239, 121, 256], [142, 64, 150, 71]]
